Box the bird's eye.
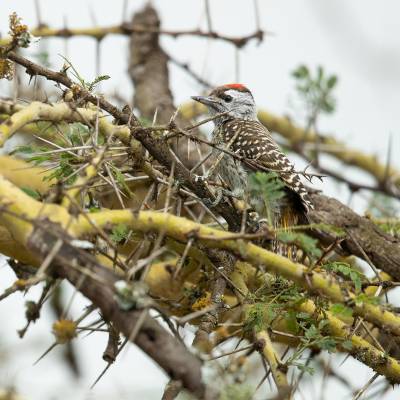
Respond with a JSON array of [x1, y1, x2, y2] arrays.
[[224, 95, 233, 103]]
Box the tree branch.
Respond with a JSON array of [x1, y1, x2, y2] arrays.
[[0, 23, 264, 49], [309, 193, 400, 280]]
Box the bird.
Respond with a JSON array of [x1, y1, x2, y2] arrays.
[[191, 83, 314, 253]]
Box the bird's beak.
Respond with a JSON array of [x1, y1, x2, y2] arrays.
[[191, 95, 217, 107]]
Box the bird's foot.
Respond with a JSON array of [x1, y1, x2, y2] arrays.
[[193, 174, 242, 208], [202, 188, 236, 208]]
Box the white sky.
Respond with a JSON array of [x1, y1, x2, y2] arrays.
[[0, 1, 399, 399]]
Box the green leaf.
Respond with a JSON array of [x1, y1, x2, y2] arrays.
[[354, 293, 380, 306], [296, 312, 311, 320], [13, 144, 35, 154], [88, 74, 111, 91], [321, 98, 336, 114], [28, 154, 52, 165], [244, 302, 281, 333], [318, 337, 337, 352], [349, 271, 362, 292], [330, 303, 353, 318], [291, 64, 338, 116], [110, 164, 134, 198], [323, 262, 364, 293], [327, 75, 338, 89], [248, 172, 285, 224], [21, 187, 40, 199], [317, 65, 324, 83], [304, 324, 319, 340], [248, 171, 285, 203], [12, 144, 49, 155], [342, 339, 353, 351], [295, 363, 315, 375], [43, 153, 76, 184], [284, 310, 299, 333], [277, 231, 322, 259], [318, 319, 329, 330], [292, 65, 309, 79], [219, 383, 253, 400], [68, 123, 90, 146], [92, 74, 110, 85], [110, 224, 130, 244]]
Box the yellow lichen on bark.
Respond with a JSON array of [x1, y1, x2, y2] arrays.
[[1, 174, 400, 381], [0, 101, 130, 147], [74, 209, 400, 337], [0, 155, 55, 193]]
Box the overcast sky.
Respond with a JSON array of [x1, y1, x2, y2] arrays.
[[1, 1, 399, 399]]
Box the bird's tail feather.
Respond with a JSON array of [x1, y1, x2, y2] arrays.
[[273, 205, 301, 261]]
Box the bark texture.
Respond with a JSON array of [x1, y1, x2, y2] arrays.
[[310, 193, 400, 280], [129, 5, 175, 123]]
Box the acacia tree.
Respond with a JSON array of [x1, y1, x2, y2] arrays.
[[0, 4, 400, 400]]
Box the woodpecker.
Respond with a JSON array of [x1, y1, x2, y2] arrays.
[[191, 83, 313, 235]]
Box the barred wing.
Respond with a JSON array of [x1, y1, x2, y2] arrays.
[[221, 119, 314, 212]]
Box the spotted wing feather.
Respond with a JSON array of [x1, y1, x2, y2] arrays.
[[220, 119, 313, 212]]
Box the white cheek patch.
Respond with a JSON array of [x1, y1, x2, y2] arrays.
[[224, 89, 254, 112]]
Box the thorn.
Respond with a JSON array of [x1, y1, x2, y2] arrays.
[[90, 362, 112, 389], [90, 338, 128, 389], [338, 352, 351, 368], [88, 5, 98, 27], [121, 0, 129, 24], [253, 0, 261, 32], [152, 108, 158, 127], [382, 133, 393, 187], [168, 107, 180, 128], [204, 0, 213, 32], [33, 341, 58, 365], [28, 73, 35, 86], [34, 0, 43, 28], [60, 62, 70, 75]]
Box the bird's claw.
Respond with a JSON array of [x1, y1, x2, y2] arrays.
[[201, 187, 238, 208], [202, 188, 223, 208]]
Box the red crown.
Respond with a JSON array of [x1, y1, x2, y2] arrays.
[[223, 83, 250, 93], [224, 83, 247, 90]]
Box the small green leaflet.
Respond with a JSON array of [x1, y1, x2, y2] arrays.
[[21, 187, 40, 199], [110, 224, 130, 244], [277, 231, 322, 259], [322, 262, 364, 292]]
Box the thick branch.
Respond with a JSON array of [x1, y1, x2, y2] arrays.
[[255, 330, 290, 396], [0, 101, 130, 146], [3, 50, 400, 339], [128, 4, 211, 172], [1, 97, 399, 281], [26, 220, 205, 397], [309, 193, 400, 281], [71, 208, 400, 338], [1, 176, 400, 382], [128, 5, 176, 124]]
